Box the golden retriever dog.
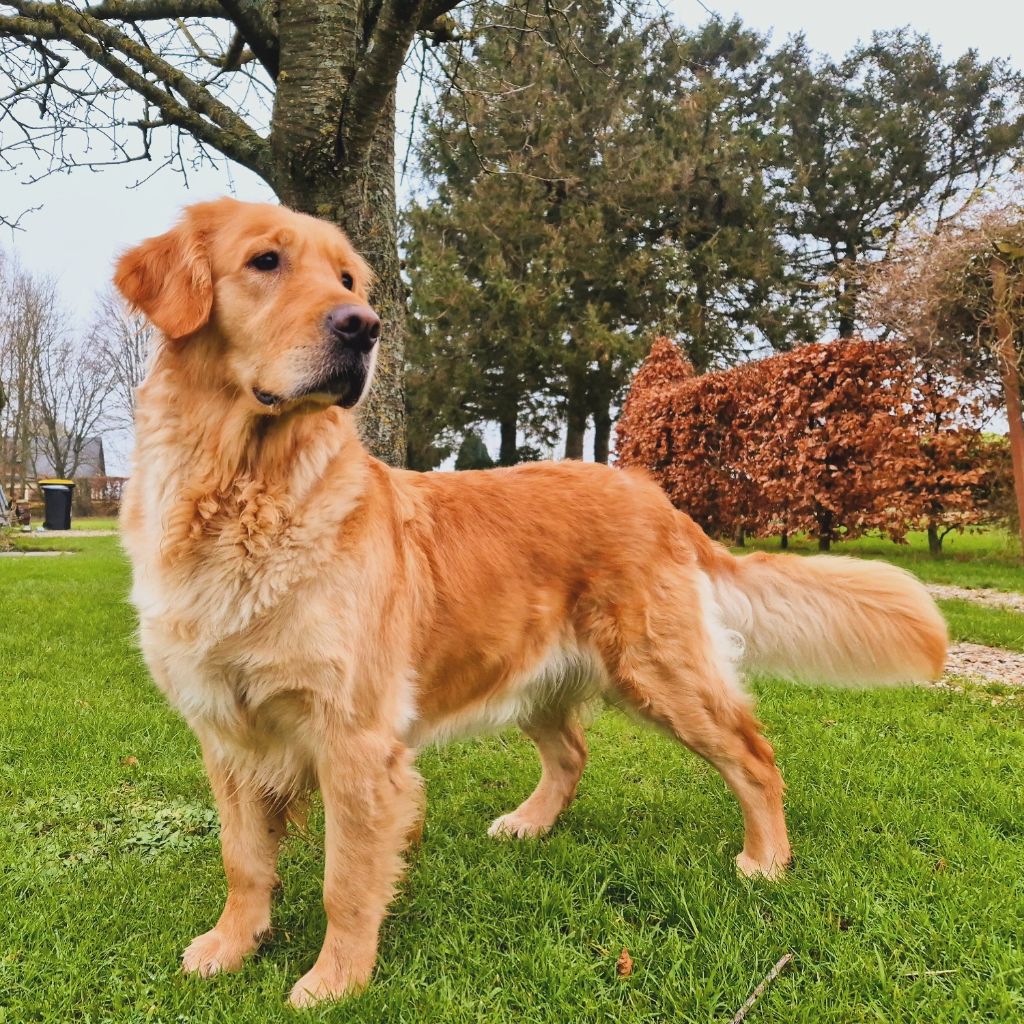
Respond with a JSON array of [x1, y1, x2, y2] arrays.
[[115, 198, 947, 1007]]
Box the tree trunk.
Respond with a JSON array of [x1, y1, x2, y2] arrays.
[[270, 3, 405, 465], [992, 260, 1024, 554], [15, 369, 34, 493], [735, 526, 746, 547], [564, 382, 587, 461], [837, 253, 857, 338], [499, 413, 518, 467], [817, 508, 833, 551], [927, 522, 942, 557], [593, 406, 612, 464], [780, 531, 788, 550]]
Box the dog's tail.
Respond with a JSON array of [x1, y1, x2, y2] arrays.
[[700, 545, 947, 686]]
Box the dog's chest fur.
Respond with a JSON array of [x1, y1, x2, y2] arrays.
[[125, 489, 368, 791]]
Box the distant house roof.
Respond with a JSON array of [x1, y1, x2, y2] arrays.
[[32, 436, 107, 479]]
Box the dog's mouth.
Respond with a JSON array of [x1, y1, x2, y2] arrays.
[[252, 380, 363, 410], [252, 351, 374, 412]]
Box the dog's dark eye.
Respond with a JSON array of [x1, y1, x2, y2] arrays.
[[249, 251, 279, 271], [341, 272, 354, 290]]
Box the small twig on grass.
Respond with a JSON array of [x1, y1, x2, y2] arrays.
[[728, 953, 795, 1024]]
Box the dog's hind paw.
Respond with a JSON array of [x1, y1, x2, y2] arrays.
[[487, 812, 552, 840]]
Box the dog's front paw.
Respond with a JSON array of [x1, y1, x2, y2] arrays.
[[288, 963, 369, 1009], [735, 850, 789, 881], [181, 928, 252, 977], [487, 811, 552, 840]]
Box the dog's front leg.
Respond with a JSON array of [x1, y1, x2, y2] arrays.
[[182, 745, 287, 977], [289, 730, 422, 1009]]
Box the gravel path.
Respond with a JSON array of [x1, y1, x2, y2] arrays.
[[917, 584, 1024, 684], [926, 582, 1024, 614], [38, 529, 116, 538], [0, 550, 72, 557], [943, 642, 1024, 687]]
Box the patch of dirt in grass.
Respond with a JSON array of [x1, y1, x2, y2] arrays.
[[927, 583, 1024, 613], [942, 642, 1024, 688]]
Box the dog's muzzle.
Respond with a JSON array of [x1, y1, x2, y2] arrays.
[[313, 303, 380, 407], [252, 305, 381, 411]]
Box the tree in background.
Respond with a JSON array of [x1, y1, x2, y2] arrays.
[[1, 258, 115, 485], [0, 257, 55, 493], [405, 7, 808, 467], [407, 20, 1024, 464], [454, 430, 494, 470], [32, 335, 113, 479], [903, 365, 999, 555], [772, 29, 1024, 337], [90, 289, 154, 433], [865, 196, 1024, 550]]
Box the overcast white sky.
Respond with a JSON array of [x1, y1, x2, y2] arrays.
[[1, 1, 1022, 470]]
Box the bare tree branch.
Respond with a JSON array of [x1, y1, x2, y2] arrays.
[[338, 0, 427, 165], [0, 0, 228, 36], [215, 0, 278, 76], [90, 287, 152, 431], [2, 0, 271, 175], [85, 0, 227, 20], [0, 204, 41, 231], [33, 330, 113, 479], [419, 0, 463, 29]]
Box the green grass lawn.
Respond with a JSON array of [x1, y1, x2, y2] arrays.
[[71, 516, 119, 531], [2, 538, 1023, 1023]]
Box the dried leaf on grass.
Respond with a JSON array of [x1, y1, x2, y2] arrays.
[[616, 947, 634, 977]]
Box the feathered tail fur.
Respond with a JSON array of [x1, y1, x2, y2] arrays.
[[704, 548, 948, 686]]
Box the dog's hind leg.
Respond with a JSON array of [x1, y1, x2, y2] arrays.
[[613, 656, 790, 878], [182, 750, 287, 977], [488, 709, 588, 839], [601, 577, 791, 879]]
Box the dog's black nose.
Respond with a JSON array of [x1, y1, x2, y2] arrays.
[[326, 304, 380, 353]]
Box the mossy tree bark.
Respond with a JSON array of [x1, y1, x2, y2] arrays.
[[267, 0, 432, 467]]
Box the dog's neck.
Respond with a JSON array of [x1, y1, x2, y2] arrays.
[[132, 337, 368, 561]]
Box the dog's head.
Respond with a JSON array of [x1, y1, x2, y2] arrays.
[[114, 198, 379, 412]]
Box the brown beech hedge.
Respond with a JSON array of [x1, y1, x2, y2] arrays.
[[616, 337, 1007, 550]]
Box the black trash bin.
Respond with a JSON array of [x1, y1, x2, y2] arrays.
[[38, 478, 75, 530]]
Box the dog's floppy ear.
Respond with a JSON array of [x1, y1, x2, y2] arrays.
[[114, 213, 212, 340]]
